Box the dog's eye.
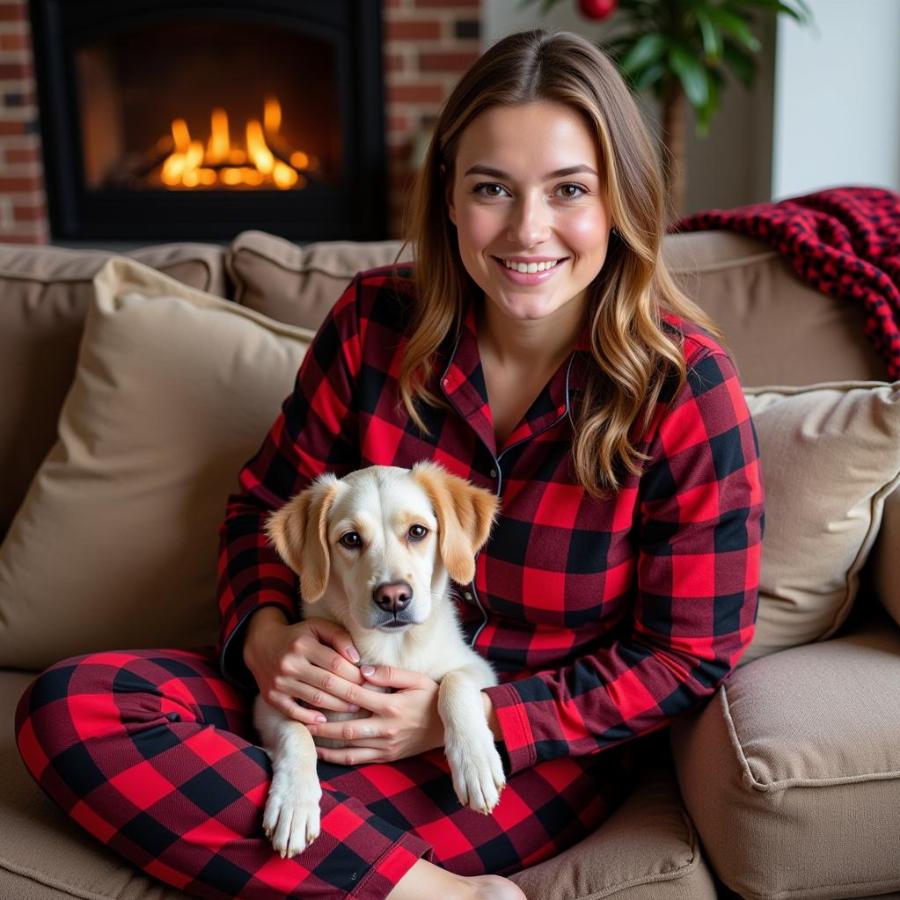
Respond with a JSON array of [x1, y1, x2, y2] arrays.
[[339, 532, 362, 549], [408, 524, 428, 542]]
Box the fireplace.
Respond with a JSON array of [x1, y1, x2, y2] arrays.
[[29, 1, 387, 241]]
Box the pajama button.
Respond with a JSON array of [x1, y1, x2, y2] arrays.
[[489, 468, 497, 478], [463, 591, 473, 600]]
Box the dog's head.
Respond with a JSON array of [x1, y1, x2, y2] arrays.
[[265, 463, 498, 633]]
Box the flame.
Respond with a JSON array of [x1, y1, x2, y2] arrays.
[[158, 97, 314, 190]]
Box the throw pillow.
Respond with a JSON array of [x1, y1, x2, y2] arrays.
[[740, 380, 900, 664], [0, 257, 314, 670], [227, 229, 412, 330]]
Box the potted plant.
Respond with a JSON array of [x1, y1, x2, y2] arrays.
[[522, 0, 813, 219]]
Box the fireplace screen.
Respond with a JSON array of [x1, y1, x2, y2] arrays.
[[31, 1, 386, 241]]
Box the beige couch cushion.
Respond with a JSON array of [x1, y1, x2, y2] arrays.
[[0, 257, 313, 670], [670, 612, 900, 900], [663, 231, 887, 387], [227, 229, 413, 329], [741, 381, 900, 662], [0, 242, 227, 543]]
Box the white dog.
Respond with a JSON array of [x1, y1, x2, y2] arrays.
[[254, 462, 505, 858]]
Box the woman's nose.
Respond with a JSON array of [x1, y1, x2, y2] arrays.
[[507, 194, 551, 247]]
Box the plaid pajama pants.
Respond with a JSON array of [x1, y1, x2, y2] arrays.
[[15, 647, 639, 899]]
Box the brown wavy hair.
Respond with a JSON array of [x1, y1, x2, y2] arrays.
[[396, 28, 724, 498]]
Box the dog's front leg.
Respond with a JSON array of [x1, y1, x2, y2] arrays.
[[438, 669, 506, 814], [254, 698, 322, 858]]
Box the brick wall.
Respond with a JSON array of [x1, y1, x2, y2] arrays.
[[0, 0, 481, 245], [0, 0, 46, 243]]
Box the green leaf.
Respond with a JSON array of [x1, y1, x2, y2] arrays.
[[706, 7, 762, 54], [722, 39, 757, 87], [619, 33, 668, 75], [632, 61, 667, 91], [669, 44, 709, 108], [694, 10, 723, 60], [732, 0, 813, 24]]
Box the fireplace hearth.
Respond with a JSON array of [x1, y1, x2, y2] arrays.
[[29, 0, 387, 241]]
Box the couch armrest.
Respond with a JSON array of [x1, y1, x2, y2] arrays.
[[874, 485, 900, 627]]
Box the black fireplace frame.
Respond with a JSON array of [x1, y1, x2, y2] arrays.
[[30, 0, 387, 242]]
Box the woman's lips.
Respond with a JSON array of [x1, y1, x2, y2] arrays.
[[492, 256, 568, 285]]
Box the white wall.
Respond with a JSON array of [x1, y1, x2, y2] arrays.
[[772, 0, 900, 199]]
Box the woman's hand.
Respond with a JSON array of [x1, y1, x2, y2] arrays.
[[309, 665, 444, 765], [243, 608, 365, 725]]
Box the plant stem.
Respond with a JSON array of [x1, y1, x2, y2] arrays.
[[661, 76, 686, 222]]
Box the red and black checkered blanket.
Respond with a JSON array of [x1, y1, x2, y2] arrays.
[[672, 186, 900, 380]]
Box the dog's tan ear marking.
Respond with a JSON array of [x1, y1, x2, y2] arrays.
[[411, 462, 499, 584], [265, 475, 340, 603]]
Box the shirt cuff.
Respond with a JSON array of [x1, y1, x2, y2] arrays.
[[483, 682, 537, 775]]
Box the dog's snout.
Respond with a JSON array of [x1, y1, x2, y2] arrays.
[[373, 580, 413, 613]]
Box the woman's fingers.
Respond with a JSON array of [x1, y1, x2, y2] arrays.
[[276, 675, 362, 714], [315, 745, 386, 766], [359, 664, 433, 690], [308, 715, 385, 743], [303, 617, 360, 664], [265, 690, 329, 725]]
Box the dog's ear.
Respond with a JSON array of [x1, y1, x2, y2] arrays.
[[411, 461, 499, 584], [265, 475, 341, 603]]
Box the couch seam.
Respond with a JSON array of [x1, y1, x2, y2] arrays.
[[0, 258, 212, 291], [0, 855, 135, 900], [719, 682, 900, 791]]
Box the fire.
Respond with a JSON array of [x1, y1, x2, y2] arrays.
[[158, 97, 317, 190]]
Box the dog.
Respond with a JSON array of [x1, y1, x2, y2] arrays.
[[254, 462, 505, 858]]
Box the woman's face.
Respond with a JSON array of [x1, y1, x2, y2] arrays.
[[446, 100, 612, 327]]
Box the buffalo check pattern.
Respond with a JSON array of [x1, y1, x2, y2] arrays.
[[16, 265, 763, 898], [18, 648, 637, 898], [218, 265, 764, 774]]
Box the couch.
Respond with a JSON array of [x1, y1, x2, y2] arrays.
[[0, 227, 898, 900]]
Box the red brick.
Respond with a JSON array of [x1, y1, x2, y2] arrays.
[[385, 20, 442, 41], [0, 32, 29, 51], [387, 83, 445, 104], [419, 51, 480, 72], [6, 144, 40, 164], [0, 231, 45, 244], [13, 203, 46, 221], [0, 61, 31, 79], [0, 5, 26, 22], [388, 114, 412, 133], [0, 174, 41, 191], [0, 120, 25, 135], [385, 52, 406, 73]]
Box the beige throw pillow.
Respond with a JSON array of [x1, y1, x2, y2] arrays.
[[741, 380, 900, 663], [0, 257, 313, 670]]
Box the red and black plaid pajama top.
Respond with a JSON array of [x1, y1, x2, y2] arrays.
[[17, 264, 764, 900]]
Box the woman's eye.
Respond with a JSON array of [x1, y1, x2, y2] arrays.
[[339, 532, 362, 549], [558, 183, 587, 199], [408, 524, 428, 541], [473, 182, 507, 198]]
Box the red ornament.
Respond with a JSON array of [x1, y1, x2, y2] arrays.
[[577, 0, 618, 20]]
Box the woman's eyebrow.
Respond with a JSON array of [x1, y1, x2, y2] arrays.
[[463, 164, 599, 179]]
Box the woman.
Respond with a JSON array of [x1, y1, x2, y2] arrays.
[[17, 28, 763, 900]]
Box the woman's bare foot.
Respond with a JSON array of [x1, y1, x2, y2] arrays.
[[386, 860, 526, 900]]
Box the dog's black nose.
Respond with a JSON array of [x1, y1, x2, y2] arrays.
[[373, 581, 412, 613]]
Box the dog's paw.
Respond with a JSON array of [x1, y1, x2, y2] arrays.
[[445, 732, 506, 815], [262, 772, 322, 858]]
